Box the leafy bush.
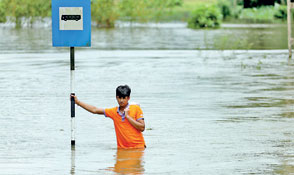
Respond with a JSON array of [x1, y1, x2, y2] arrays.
[[188, 4, 222, 29], [274, 4, 287, 20], [217, 0, 242, 19], [217, 0, 231, 19]]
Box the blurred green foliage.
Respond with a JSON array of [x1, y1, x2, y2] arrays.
[[167, 0, 183, 7], [217, 0, 242, 19], [0, 0, 290, 28], [238, 3, 290, 22], [218, 0, 232, 19], [239, 6, 276, 22], [0, 2, 6, 23], [118, 0, 150, 22], [215, 0, 290, 23], [188, 4, 222, 29], [91, 0, 118, 28], [0, 0, 182, 28], [0, 0, 51, 27], [274, 4, 287, 20], [118, 0, 183, 22]]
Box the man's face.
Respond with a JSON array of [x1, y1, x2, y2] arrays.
[[116, 96, 130, 108]]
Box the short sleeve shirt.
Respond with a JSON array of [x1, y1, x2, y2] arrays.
[[104, 104, 145, 149]]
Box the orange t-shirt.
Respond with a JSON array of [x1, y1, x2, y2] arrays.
[[104, 104, 146, 149]]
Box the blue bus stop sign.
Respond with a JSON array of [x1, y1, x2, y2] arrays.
[[52, 0, 91, 47]]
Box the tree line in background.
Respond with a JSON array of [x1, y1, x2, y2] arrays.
[[0, 0, 51, 27], [91, 0, 182, 27], [0, 0, 182, 28], [218, 0, 288, 20], [0, 0, 292, 29], [188, 0, 290, 29]]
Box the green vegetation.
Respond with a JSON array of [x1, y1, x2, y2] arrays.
[[188, 4, 222, 29], [0, 0, 51, 28], [183, 0, 289, 29], [116, 0, 183, 23], [205, 1, 288, 23], [0, 0, 291, 28], [91, 0, 118, 28], [239, 6, 276, 22], [217, 0, 241, 19], [0, 0, 183, 28], [159, 0, 216, 21], [236, 4, 292, 23], [0, 2, 6, 23], [274, 4, 287, 20], [214, 34, 254, 50]]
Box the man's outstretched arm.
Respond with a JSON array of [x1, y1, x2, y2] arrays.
[[71, 95, 104, 115]]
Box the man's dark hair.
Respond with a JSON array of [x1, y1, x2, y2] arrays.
[[116, 85, 131, 98]]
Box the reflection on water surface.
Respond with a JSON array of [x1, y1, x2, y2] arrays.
[[108, 149, 145, 175]]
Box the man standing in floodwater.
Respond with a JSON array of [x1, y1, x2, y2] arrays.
[[71, 85, 146, 149]]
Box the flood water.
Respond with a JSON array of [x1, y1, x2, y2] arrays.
[[1, 23, 294, 174]]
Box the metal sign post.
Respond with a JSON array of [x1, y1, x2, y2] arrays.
[[70, 47, 75, 145], [52, 0, 91, 146]]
